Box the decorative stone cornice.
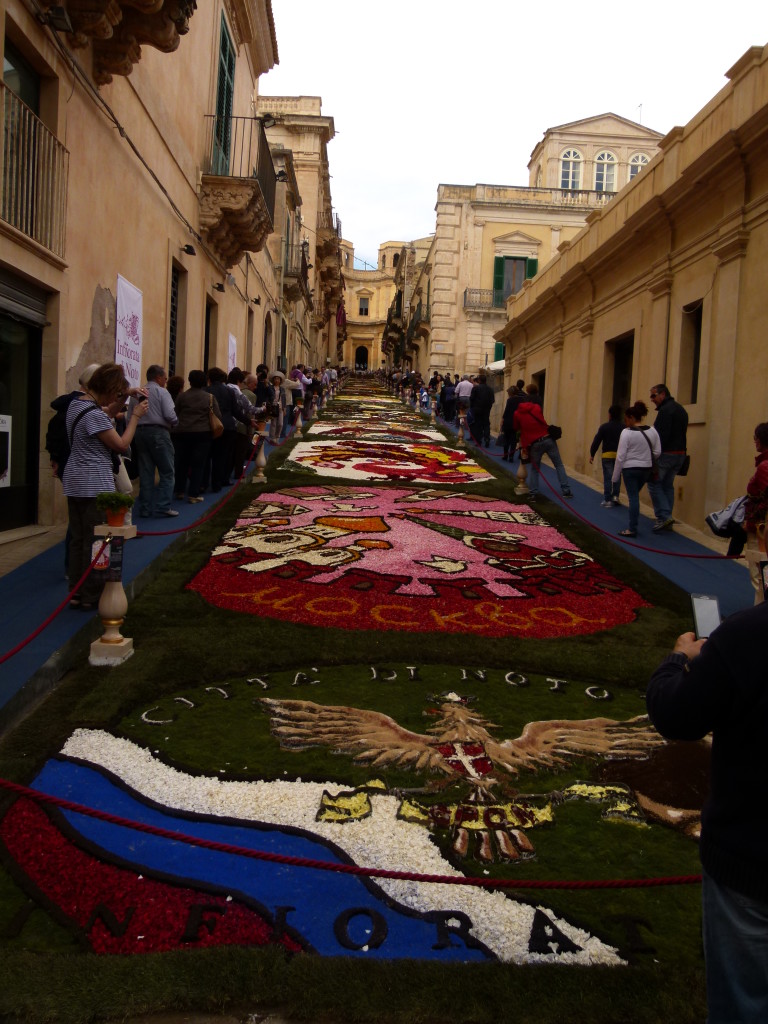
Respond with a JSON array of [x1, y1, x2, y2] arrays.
[[711, 227, 750, 265], [199, 176, 272, 269], [43, 0, 198, 85]]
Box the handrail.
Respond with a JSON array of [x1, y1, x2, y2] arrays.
[[1, 82, 69, 257], [202, 114, 275, 224]]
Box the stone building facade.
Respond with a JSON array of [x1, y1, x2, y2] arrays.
[[398, 115, 662, 383], [0, 2, 345, 536], [494, 45, 768, 533]]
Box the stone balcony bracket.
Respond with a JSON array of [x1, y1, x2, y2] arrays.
[[38, 0, 198, 85], [199, 175, 273, 270]]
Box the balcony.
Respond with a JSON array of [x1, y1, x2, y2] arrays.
[[1, 83, 69, 259], [199, 116, 276, 269], [463, 289, 508, 311]]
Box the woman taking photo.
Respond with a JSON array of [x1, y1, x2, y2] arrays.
[[63, 362, 148, 609], [612, 400, 661, 538]]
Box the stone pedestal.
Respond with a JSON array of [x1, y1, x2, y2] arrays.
[[89, 524, 137, 666]]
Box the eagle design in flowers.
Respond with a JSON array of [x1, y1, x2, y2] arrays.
[[261, 692, 664, 862]]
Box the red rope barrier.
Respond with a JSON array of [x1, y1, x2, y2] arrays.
[[0, 776, 701, 891], [0, 539, 110, 666], [0, 434, 274, 664]]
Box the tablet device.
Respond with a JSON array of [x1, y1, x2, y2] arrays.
[[691, 593, 721, 639]]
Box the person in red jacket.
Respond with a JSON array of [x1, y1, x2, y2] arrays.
[[513, 393, 573, 499], [744, 422, 768, 603]]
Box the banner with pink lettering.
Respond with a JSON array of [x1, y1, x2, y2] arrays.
[[115, 275, 143, 390]]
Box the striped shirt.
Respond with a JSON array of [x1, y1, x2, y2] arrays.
[[62, 399, 114, 497]]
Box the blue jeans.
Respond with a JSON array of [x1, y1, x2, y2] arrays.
[[648, 452, 685, 522], [702, 870, 768, 1023], [134, 426, 175, 515], [528, 436, 571, 495], [622, 467, 650, 533], [601, 458, 620, 501]]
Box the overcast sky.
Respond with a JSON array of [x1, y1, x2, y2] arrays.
[[261, 2, 767, 269]]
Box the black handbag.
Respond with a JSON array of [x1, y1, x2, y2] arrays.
[[547, 425, 562, 441], [678, 454, 691, 477]]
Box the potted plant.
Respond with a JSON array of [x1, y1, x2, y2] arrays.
[[95, 490, 135, 527]]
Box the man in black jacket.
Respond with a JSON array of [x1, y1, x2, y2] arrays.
[[469, 374, 495, 447], [647, 604, 768, 1023], [648, 383, 688, 532]]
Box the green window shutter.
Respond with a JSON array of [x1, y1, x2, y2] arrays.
[[525, 258, 538, 279], [214, 17, 235, 174], [494, 341, 505, 362], [493, 256, 504, 306]]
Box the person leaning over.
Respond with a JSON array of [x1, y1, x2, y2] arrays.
[[648, 383, 688, 533], [512, 395, 573, 499], [590, 405, 624, 507], [647, 606, 768, 1023]]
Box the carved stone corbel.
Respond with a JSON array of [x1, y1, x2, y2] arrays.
[[199, 177, 273, 269]]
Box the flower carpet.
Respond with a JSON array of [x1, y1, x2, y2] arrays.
[[0, 377, 707, 1022]]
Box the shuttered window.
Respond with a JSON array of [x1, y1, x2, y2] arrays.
[[213, 17, 235, 175]]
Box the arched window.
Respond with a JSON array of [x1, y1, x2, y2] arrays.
[[629, 153, 649, 180], [393, 253, 400, 268], [534, 165, 543, 188], [594, 151, 616, 193], [560, 150, 582, 191]]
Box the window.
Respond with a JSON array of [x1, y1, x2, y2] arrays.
[[560, 150, 582, 191], [393, 253, 399, 268], [629, 153, 649, 180], [492, 256, 538, 306], [358, 297, 369, 317], [594, 151, 616, 193], [679, 300, 703, 405], [4, 41, 40, 112], [212, 16, 235, 175], [381, 254, 386, 268]]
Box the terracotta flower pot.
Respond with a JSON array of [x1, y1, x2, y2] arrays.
[[105, 509, 127, 527]]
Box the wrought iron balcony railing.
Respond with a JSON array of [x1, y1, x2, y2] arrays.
[[203, 114, 276, 223], [463, 288, 508, 311], [1, 82, 69, 258]]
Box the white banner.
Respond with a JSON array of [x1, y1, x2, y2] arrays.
[[228, 333, 237, 373], [115, 275, 143, 389], [0, 414, 10, 487]]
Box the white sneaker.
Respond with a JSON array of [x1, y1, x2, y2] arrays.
[[600, 500, 613, 507]]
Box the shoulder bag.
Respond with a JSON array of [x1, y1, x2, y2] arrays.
[[209, 395, 224, 439]]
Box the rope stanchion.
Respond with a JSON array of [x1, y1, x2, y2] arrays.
[[0, 539, 110, 667], [0, 436, 277, 665], [0, 776, 701, 892]]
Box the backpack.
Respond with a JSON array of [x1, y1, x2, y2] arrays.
[[45, 395, 76, 478]]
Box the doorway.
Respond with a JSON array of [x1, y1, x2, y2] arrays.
[[355, 345, 368, 371], [608, 331, 634, 412], [0, 312, 42, 530]]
